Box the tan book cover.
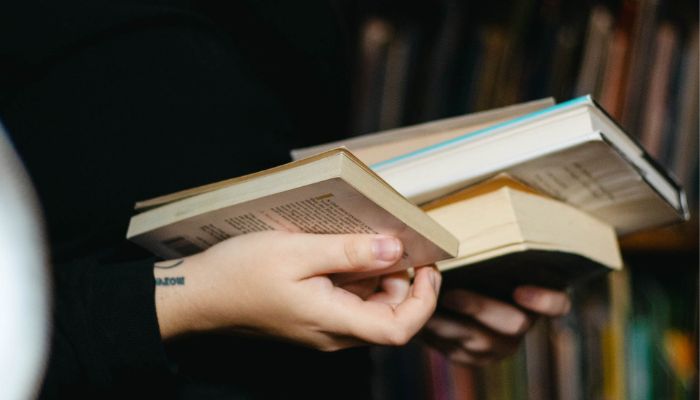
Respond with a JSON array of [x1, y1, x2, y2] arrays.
[[127, 148, 459, 272], [424, 174, 622, 297]]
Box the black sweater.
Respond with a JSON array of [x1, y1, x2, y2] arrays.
[[1, 1, 372, 398]]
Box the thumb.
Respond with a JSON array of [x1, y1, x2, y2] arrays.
[[290, 234, 404, 278]]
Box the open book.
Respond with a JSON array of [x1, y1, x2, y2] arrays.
[[127, 147, 622, 292], [292, 96, 688, 235], [127, 148, 458, 270]]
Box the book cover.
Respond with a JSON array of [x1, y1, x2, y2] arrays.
[[127, 148, 458, 270], [348, 97, 687, 234]]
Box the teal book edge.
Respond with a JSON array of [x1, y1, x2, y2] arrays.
[[371, 95, 592, 170]]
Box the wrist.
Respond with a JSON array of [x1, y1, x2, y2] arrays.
[[153, 257, 201, 339]]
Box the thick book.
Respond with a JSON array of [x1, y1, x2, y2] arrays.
[[126, 148, 459, 268], [293, 96, 689, 235], [422, 174, 622, 299], [292, 97, 556, 164]]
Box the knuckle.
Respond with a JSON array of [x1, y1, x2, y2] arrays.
[[505, 314, 530, 336], [462, 335, 493, 353], [384, 327, 412, 346], [319, 344, 342, 353], [445, 290, 484, 316], [449, 351, 469, 365], [343, 237, 363, 267], [464, 295, 484, 315], [444, 290, 482, 315], [317, 342, 343, 352], [428, 295, 439, 313]]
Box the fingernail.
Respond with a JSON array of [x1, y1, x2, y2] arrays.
[[372, 237, 401, 261]]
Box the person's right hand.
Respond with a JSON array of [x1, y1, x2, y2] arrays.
[[421, 286, 571, 366], [153, 231, 441, 351]]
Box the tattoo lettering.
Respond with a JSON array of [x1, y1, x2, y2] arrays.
[[155, 276, 185, 286]]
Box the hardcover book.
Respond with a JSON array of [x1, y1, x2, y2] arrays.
[[293, 96, 688, 235]]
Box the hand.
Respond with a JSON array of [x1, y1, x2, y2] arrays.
[[421, 286, 571, 366], [153, 231, 441, 351]]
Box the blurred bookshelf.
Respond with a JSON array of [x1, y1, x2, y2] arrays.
[[620, 216, 699, 252], [336, 0, 699, 398]]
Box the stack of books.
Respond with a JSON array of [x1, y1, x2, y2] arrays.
[[127, 96, 688, 293]]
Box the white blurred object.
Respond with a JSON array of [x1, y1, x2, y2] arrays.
[[0, 125, 50, 399]]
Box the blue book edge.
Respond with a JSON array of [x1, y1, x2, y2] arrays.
[[370, 95, 593, 170]]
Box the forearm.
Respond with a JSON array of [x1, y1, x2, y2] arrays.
[[152, 256, 224, 340], [153, 258, 194, 340]]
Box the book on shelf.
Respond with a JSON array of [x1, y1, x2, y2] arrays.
[[292, 95, 689, 236], [670, 26, 699, 195], [640, 22, 679, 160], [576, 5, 614, 99], [126, 148, 458, 271]]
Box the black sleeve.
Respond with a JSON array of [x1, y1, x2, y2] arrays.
[[2, 2, 365, 398], [5, 17, 296, 399], [40, 256, 174, 398]]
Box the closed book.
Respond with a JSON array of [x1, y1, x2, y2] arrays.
[[294, 96, 689, 235]]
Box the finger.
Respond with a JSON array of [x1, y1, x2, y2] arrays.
[[339, 277, 380, 300], [440, 289, 530, 336], [285, 233, 404, 278], [443, 348, 495, 367], [513, 286, 571, 316], [423, 337, 502, 367], [367, 270, 410, 305], [326, 266, 440, 346], [376, 266, 441, 344], [423, 314, 520, 357]]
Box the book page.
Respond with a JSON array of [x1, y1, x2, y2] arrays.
[[421, 173, 544, 211], [130, 178, 450, 268], [506, 141, 681, 235]]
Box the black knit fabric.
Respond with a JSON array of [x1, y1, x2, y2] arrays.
[[1, 1, 371, 398]]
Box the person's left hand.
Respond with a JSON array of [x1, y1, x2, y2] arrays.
[[420, 286, 571, 366]]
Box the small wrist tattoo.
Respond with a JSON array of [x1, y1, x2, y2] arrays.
[[154, 259, 184, 269], [155, 276, 185, 286]]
